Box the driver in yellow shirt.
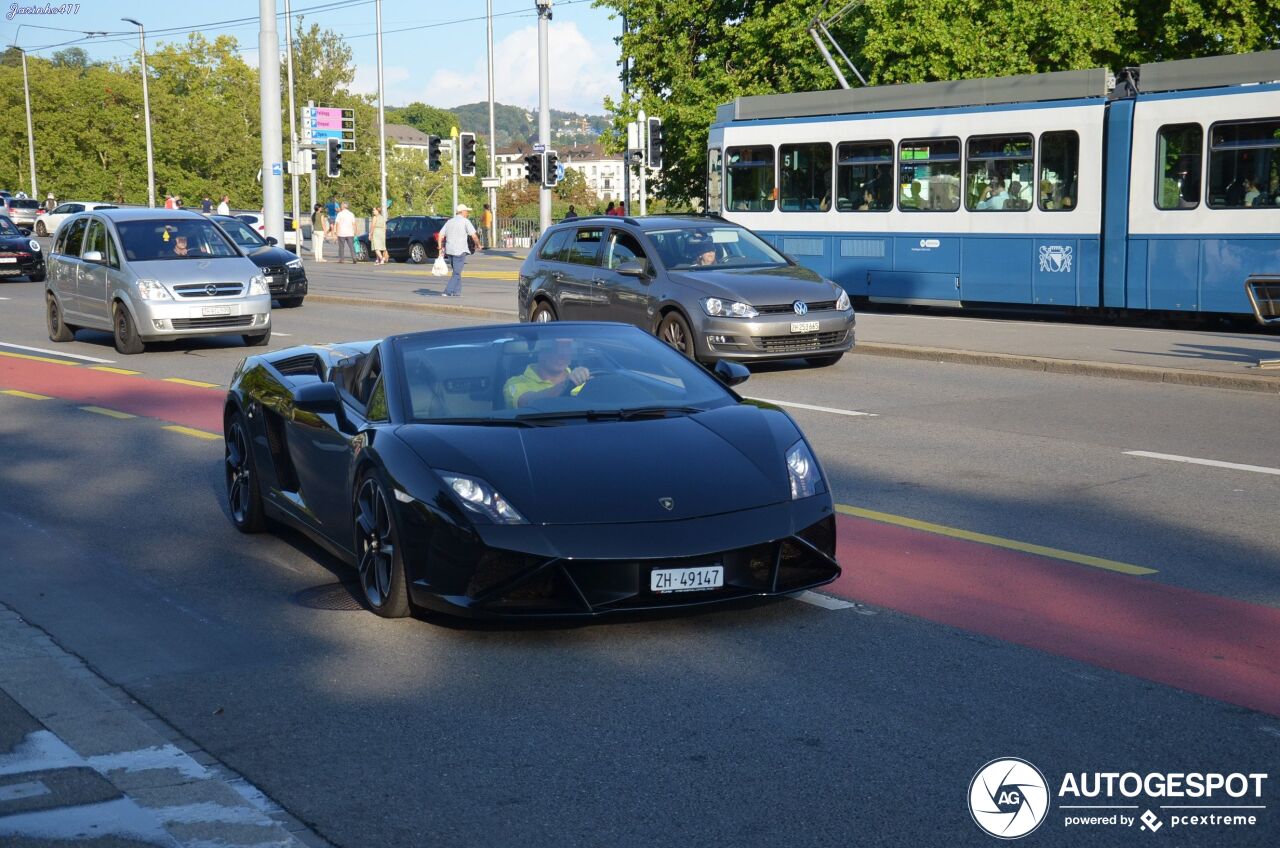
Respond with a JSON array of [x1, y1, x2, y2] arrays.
[[504, 338, 591, 408]]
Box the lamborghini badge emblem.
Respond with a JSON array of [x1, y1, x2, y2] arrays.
[[659, 497, 674, 511]]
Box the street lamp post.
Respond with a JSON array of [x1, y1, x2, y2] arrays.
[[375, 0, 387, 216], [122, 18, 156, 208], [18, 47, 38, 199]]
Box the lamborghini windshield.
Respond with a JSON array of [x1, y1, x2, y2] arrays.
[[395, 324, 736, 423]]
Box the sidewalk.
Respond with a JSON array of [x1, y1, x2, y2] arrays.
[[0, 603, 328, 847], [299, 253, 1280, 393]]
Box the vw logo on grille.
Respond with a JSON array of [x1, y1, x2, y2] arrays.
[[659, 497, 674, 511], [205, 284, 218, 297], [793, 300, 809, 316]]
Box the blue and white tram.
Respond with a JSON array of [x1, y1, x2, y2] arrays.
[[707, 50, 1280, 320]]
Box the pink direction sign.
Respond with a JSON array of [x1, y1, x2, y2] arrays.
[[313, 107, 344, 129]]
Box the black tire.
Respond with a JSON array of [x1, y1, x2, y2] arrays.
[[27, 271, 45, 283], [242, 326, 271, 347], [278, 296, 304, 308], [112, 302, 145, 355], [224, 412, 266, 533], [47, 294, 76, 342], [353, 472, 411, 618], [657, 311, 696, 360], [806, 353, 844, 368], [530, 300, 557, 323], [35, 221, 47, 237], [409, 241, 427, 264]]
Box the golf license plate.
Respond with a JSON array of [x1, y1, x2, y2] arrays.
[[790, 320, 820, 333], [202, 306, 232, 317], [651, 565, 724, 594]]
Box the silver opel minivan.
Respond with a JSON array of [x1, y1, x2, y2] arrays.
[[44, 208, 271, 354]]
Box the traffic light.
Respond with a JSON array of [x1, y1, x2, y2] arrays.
[[525, 152, 542, 184], [459, 132, 477, 177], [326, 138, 342, 178], [647, 117, 663, 169], [428, 135, 442, 172], [542, 150, 559, 189]]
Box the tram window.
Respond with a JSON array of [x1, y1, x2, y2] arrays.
[[707, 148, 724, 213], [725, 146, 776, 212], [1207, 119, 1280, 209], [1039, 131, 1079, 212], [966, 134, 1034, 211], [898, 138, 960, 211], [1156, 123, 1203, 210], [836, 141, 893, 212], [779, 143, 832, 212]]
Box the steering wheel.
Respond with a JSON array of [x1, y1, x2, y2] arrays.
[[571, 369, 631, 400]]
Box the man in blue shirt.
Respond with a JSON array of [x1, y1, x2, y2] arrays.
[[436, 204, 478, 297], [976, 178, 1009, 210]]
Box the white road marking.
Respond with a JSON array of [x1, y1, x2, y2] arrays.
[[1124, 450, 1280, 477], [748, 397, 876, 417], [274, 332, 292, 336], [0, 780, 50, 802], [792, 590, 856, 610], [0, 342, 114, 363], [0, 296, 9, 300]]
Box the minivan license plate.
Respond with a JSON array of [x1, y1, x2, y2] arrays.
[[651, 565, 724, 594], [791, 321, 820, 333], [202, 306, 232, 317]]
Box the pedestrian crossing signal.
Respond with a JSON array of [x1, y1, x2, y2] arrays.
[[459, 132, 477, 177], [326, 138, 342, 178], [428, 135, 442, 172]]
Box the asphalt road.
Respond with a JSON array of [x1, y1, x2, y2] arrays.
[[1, 273, 1278, 846]]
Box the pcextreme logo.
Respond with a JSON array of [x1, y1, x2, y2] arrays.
[[968, 759, 1270, 839]]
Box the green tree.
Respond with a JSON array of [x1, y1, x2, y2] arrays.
[[385, 102, 458, 139]]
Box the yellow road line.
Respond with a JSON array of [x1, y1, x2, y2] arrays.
[[80, 405, 136, 420], [162, 425, 220, 441], [89, 366, 141, 375], [834, 503, 1158, 576], [1, 389, 52, 400], [162, 377, 221, 389], [0, 350, 77, 366]]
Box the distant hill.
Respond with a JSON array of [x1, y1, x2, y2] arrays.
[[450, 102, 611, 150]]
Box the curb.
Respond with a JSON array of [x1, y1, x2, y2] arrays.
[[855, 342, 1280, 394]]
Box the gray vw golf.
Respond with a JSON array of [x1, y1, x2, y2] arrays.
[[517, 215, 855, 367]]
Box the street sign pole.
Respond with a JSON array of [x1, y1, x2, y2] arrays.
[[258, 0, 285, 245], [284, 0, 301, 248], [536, 0, 552, 234], [637, 108, 647, 217], [308, 101, 317, 212], [486, 0, 498, 248], [451, 126, 459, 214]]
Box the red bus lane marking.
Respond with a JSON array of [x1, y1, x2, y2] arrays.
[[829, 514, 1280, 717], [0, 356, 223, 433]]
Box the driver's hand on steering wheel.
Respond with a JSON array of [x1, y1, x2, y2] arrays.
[[567, 366, 590, 386]]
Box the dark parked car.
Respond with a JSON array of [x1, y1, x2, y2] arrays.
[[518, 215, 855, 367], [212, 215, 308, 308], [0, 215, 45, 281], [357, 215, 445, 263], [223, 322, 840, 618]]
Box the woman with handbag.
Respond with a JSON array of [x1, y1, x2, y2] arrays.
[[370, 207, 388, 265], [310, 204, 329, 262]]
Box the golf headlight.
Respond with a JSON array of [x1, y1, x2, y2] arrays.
[[835, 288, 850, 311], [247, 274, 269, 296], [286, 258, 303, 270], [439, 472, 527, 524], [786, 440, 823, 500], [28, 239, 40, 252], [136, 279, 171, 300], [702, 297, 758, 318]]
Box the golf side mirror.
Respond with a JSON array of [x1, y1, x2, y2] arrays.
[[713, 359, 750, 387], [615, 259, 647, 277]]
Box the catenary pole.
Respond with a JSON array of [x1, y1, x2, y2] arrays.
[[122, 18, 156, 207], [284, 0, 301, 242], [376, 0, 388, 217], [258, 0, 285, 244], [536, 0, 552, 233], [19, 48, 37, 199], [486, 0, 497, 247]]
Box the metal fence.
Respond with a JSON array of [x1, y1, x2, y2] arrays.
[[496, 217, 540, 248]]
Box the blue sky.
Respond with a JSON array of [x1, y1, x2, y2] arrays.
[[5, 0, 624, 114]]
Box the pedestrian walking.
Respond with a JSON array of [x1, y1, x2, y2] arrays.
[[216, 195, 231, 216], [563, 204, 578, 221], [370, 206, 388, 265], [604, 200, 615, 217], [164, 194, 177, 210], [310, 203, 329, 262], [326, 196, 339, 220], [480, 203, 493, 249], [436, 204, 478, 297], [201, 194, 213, 213], [333, 202, 357, 264], [44, 193, 56, 213]]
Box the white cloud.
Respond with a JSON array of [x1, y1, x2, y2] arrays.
[[416, 22, 618, 115], [350, 64, 412, 97]]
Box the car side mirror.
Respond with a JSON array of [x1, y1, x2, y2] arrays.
[[713, 359, 750, 387], [82, 250, 104, 264], [294, 381, 342, 415], [266, 236, 278, 246], [615, 259, 647, 277]]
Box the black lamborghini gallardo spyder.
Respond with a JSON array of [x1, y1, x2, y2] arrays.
[[222, 322, 840, 618]]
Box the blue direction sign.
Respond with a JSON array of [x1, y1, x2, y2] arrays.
[[271, 162, 282, 176]]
